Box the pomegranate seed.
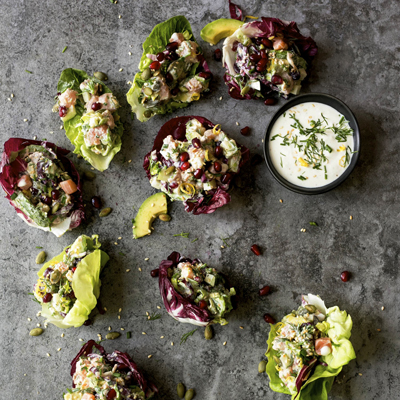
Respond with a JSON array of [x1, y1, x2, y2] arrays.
[[72, 267, 77, 272], [198, 71, 212, 80], [51, 189, 60, 200], [341, 271, 350, 282], [214, 162, 222, 172], [264, 313, 276, 324], [166, 52, 179, 61], [43, 293, 52, 303], [291, 71, 301, 80], [215, 146, 223, 158], [83, 319, 92, 326], [194, 169, 203, 179], [41, 195, 52, 206], [91, 102, 102, 111], [169, 182, 179, 189], [221, 173, 233, 184], [251, 244, 261, 256], [232, 41, 239, 51], [171, 87, 179, 96], [240, 126, 250, 136], [256, 58, 268, 72], [57, 92, 61, 96], [259, 285, 270, 296], [107, 389, 117, 400], [264, 98, 277, 106], [192, 138, 201, 148], [156, 52, 165, 61], [150, 269, 159, 278], [260, 49, 267, 58], [180, 162, 191, 171], [271, 74, 283, 85], [91, 196, 102, 209], [149, 61, 160, 70], [213, 48, 222, 61], [261, 38, 272, 48], [250, 54, 261, 63], [180, 152, 189, 162], [166, 42, 179, 51], [199, 300, 208, 309], [58, 106, 67, 117], [166, 72, 174, 83]]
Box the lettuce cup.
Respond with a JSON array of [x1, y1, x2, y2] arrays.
[[127, 16, 212, 122], [34, 235, 109, 329], [54, 68, 123, 171], [64, 340, 158, 400], [0, 138, 84, 236], [264, 294, 356, 399], [158, 251, 236, 326], [144, 116, 249, 215]]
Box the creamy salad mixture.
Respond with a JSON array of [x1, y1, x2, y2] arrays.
[[149, 118, 242, 202]]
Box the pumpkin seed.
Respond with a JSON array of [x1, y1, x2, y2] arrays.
[[258, 360, 267, 373], [144, 110, 152, 118], [241, 85, 250, 95], [143, 87, 153, 96], [35, 251, 46, 264], [141, 68, 151, 80], [50, 270, 61, 284], [94, 71, 108, 81], [42, 204, 50, 213], [165, 166, 175, 175], [84, 171, 96, 181], [184, 389, 195, 400], [106, 332, 121, 340], [159, 214, 171, 222], [99, 207, 112, 217], [204, 325, 213, 340], [30, 328, 43, 336], [177, 383, 185, 398], [273, 355, 281, 365], [52, 203, 60, 214], [305, 305, 317, 313]]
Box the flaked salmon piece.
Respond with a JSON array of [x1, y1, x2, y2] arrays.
[[85, 125, 108, 146], [59, 88, 78, 107], [315, 337, 332, 356], [273, 37, 289, 50], [86, 93, 119, 112], [184, 77, 204, 93], [102, 110, 115, 129]]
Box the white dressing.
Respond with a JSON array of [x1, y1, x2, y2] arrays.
[[269, 102, 354, 188]]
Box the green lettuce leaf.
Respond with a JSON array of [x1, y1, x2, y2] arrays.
[[57, 68, 123, 171], [265, 300, 356, 400], [126, 16, 198, 122], [37, 235, 109, 329]]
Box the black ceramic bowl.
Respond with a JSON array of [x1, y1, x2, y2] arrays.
[[263, 93, 360, 195]]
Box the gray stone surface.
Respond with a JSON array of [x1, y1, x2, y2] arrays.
[[0, 0, 399, 399]]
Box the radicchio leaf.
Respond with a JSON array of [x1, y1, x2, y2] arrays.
[[294, 358, 318, 397], [229, 0, 243, 21], [158, 254, 210, 326], [143, 116, 249, 215], [0, 138, 84, 231]]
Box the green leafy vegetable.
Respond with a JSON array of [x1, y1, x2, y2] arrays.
[[180, 329, 197, 345], [173, 232, 190, 238], [309, 221, 318, 226], [147, 312, 161, 321], [62, 46, 68, 53]]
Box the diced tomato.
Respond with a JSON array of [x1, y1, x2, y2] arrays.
[[60, 179, 78, 194], [17, 175, 32, 190], [315, 337, 332, 355]]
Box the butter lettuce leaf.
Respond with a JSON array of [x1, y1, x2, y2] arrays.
[[57, 68, 123, 171], [37, 235, 109, 329]]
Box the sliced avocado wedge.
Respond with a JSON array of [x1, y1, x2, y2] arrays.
[[201, 19, 244, 45], [132, 192, 168, 239], [61, 105, 77, 122]]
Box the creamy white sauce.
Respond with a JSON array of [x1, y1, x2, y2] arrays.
[[269, 102, 354, 188]]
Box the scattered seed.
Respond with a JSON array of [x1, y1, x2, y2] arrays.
[[36, 323, 41, 327], [185, 389, 195, 400], [118, 315, 121, 319], [221, 245, 224, 249], [46, 353, 51, 357], [108, 326, 112, 331], [23, 118, 28, 122], [258, 360, 267, 373], [359, 373, 362, 376], [126, 269, 130, 272], [148, 355, 152, 359], [146, 312, 149, 316], [159, 214, 171, 221], [142, 332, 146, 335], [61, 333, 65, 338], [240, 326, 244, 329], [128, 52, 132, 55], [99, 207, 112, 217], [121, 328, 125, 331], [79, 338, 84, 342], [104, 307, 107, 311], [177, 382, 185, 398], [145, 258, 149, 261], [118, 14, 122, 18], [119, 308, 122, 312], [27, 318, 32, 322], [171, 342, 174, 346], [138, 268, 142, 272], [381, 306, 385, 311], [114, 242, 118, 245], [157, 306, 161, 309], [127, 332, 131, 339], [219, 96, 223, 100], [7, 98, 11, 101], [223, 341, 227, 346], [11, 94, 14, 98], [204, 325, 213, 340], [350, 215, 353, 220], [160, 336, 164, 339], [29, 328, 43, 336], [119, 68, 123, 72], [57, 348, 61, 351], [377, 329, 381, 332], [279, 199, 283, 203], [60, 125, 63, 130], [236, 122, 239, 126], [118, 237, 122, 240], [128, 159, 132, 163], [106, 332, 121, 340]]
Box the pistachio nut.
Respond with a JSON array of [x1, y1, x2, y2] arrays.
[[50, 269, 61, 284], [94, 71, 108, 81], [204, 325, 213, 340], [159, 214, 171, 222], [184, 389, 195, 400], [84, 171, 96, 181], [141, 68, 151, 81]]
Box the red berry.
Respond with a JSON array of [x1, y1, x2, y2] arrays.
[[215, 146, 223, 158], [180, 162, 191, 171], [199, 300, 208, 309], [264, 98, 277, 106], [150, 269, 159, 278], [214, 161, 222, 172], [180, 152, 189, 162], [264, 313, 276, 324], [198, 71, 212, 80], [251, 244, 261, 256], [91, 102, 102, 111], [166, 42, 179, 52], [58, 106, 67, 117], [194, 169, 203, 179], [149, 61, 160, 70], [107, 389, 117, 400], [213, 48, 222, 61], [261, 38, 272, 48], [156, 52, 165, 62], [271, 74, 283, 85], [256, 58, 268, 72], [192, 138, 201, 148], [259, 285, 270, 296], [340, 271, 350, 282], [43, 293, 52, 303], [240, 126, 250, 136], [221, 173, 233, 184]]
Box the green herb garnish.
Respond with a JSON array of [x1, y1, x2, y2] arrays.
[[118, 252, 126, 256], [173, 232, 190, 238], [221, 237, 230, 247], [191, 238, 198, 243], [297, 176, 307, 181], [126, 331, 131, 339], [147, 312, 161, 321], [36, 246, 43, 249], [25, 70, 33, 74], [62, 46, 68, 53], [180, 329, 198, 345], [309, 221, 318, 226]]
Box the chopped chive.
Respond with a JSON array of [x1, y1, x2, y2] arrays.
[[62, 46, 68, 53], [191, 238, 198, 243], [36, 246, 43, 249], [126, 332, 131, 339], [173, 232, 190, 238], [221, 237, 230, 247], [118, 252, 126, 256], [309, 221, 318, 226], [25, 70, 33, 74], [324, 166, 327, 180], [297, 176, 307, 181], [280, 157, 283, 168]]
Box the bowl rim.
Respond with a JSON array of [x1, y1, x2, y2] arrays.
[[263, 93, 361, 195]]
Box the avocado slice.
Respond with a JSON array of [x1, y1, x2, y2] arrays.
[[61, 105, 77, 122], [201, 19, 244, 45], [13, 192, 49, 227], [132, 192, 168, 239]]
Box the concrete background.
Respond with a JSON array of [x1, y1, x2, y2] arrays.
[[0, 0, 399, 399]]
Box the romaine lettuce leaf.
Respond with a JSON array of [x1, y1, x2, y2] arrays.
[[57, 68, 123, 171], [37, 235, 109, 329], [265, 296, 356, 400]]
